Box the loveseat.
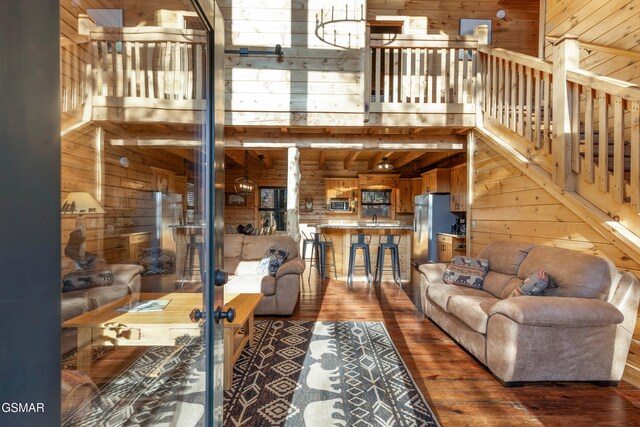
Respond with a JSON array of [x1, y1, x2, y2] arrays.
[[419, 241, 640, 385], [224, 234, 305, 315], [61, 264, 143, 355]]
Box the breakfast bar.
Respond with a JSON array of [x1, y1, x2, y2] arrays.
[[316, 223, 414, 283]]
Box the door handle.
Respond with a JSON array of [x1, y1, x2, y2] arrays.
[[214, 269, 229, 287], [213, 306, 236, 324], [189, 308, 206, 322]]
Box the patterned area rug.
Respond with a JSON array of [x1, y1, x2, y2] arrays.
[[226, 320, 439, 426], [62, 321, 439, 426]]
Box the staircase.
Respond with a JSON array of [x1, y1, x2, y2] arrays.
[[476, 38, 640, 264]]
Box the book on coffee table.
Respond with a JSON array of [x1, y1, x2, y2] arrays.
[[115, 299, 171, 313]]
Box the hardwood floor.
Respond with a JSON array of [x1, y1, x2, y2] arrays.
[[284, 266, 640, 426], [81, 265, 640, 425]]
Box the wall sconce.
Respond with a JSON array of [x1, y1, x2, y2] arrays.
[[496, 9, 506, 19]]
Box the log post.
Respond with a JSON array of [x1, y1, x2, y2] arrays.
[[551, 34, 579, 191], [286, 147, 301, 242], [473, 25, 489, 128]]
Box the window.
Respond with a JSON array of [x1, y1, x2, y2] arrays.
[[259, 187, 287, 232], [361, 189, 392, 218]]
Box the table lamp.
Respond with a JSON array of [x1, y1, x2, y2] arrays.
[[61, 192, 105, 267]]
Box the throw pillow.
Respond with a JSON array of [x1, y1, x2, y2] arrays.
[[62, 266, 114, 292], [442, 256, 490, 289], [257, 247, 289, 277], [509, 269, 549, 297]]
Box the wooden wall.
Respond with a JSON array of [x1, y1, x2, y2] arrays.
[[544, 0, 640, 84], [469, 135, 640, 387], [218, 0, 365, 126], [367, 0, 540, 57], [61, 123, 190, 273], [224, 155, 416, 233]]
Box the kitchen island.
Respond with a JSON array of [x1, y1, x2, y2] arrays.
[[316, 223, 414, 283]]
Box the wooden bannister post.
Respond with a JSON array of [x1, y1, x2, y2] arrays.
[[363, 23, 371, 123], [287, 147, 301, 242], [551, 34, 580, 191], [474, 25, 489, 127]]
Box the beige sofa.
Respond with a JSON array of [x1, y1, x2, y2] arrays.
[[419, 241, 640, 386], [61, 264, 143, 355], [224, 234, 305, 315]]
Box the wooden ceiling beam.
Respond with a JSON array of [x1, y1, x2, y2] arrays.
[[225, 133, 466, 150], [393, 151, 427, 169], [368, 151, 394, 170], [110, 138, 202, 148], [344, 151, 360, 170], [249, 150, 274, 169], [225, 150, 246, 167]]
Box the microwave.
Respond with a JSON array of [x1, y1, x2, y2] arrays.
[[328, 198, 351, 212]]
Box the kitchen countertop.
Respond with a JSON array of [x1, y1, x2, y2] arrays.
[[317, 223, 414, 230], [436, 233, 467, 238]]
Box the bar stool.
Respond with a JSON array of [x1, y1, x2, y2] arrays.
[[301, 229, 316, 263], [347, 234, 372, 287], [178, 231, 205, 288], [309, 232, 337, 282], [374, 234, 402, 287]]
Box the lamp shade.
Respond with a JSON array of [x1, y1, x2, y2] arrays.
[[61, 192, 106, 215]]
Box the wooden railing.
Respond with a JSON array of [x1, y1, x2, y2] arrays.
[[365, 33, 480, 115], [477, 35, 640, 219], [88, 27, 206, 101], [61, 23, 207, 124]]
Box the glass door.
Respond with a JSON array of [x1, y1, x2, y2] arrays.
[[59, 0, 225, 424]]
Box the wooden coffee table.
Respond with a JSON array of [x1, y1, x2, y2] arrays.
[[63, 292, 203, 374], [223, 293, 263, 389]]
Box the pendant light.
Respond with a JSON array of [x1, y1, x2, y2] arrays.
[[234, 151, 256, 195], [376, 157, 394, 171]]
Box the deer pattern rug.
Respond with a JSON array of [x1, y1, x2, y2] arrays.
[[62, 320, 439, 426]]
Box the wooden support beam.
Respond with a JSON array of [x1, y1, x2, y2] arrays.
[[344, 151, 360, 170], [551, 34, 579, 191], [287, 147, 301, 242], [225, 133, 466, 150], [319, 151, 326, 169], [368, 151, 394, 170], [392, 151, 426, 169]]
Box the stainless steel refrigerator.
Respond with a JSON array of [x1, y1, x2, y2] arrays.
[[412, 193, 457, 263]]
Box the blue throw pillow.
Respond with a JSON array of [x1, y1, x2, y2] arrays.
[[257, 247, 289, 277]]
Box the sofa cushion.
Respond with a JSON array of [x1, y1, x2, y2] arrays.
[[448, 295, 498, 334], [225, 234, 245, 258], [442, 256, 489, 289], [86, 284, 130, 308], [61, 292, 92, 322], [427, 283, 491, 313], [241, 235, 299, 260], [518, 246, 617, 300], [225, 274, 276, 296], [482, 271, 516, 299], [110, 264, 144, 285], [478, 241, 534, 275]]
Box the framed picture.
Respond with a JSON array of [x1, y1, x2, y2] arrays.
[[226, 192, 247, 206]]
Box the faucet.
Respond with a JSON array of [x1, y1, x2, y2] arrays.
[[372, 215, 378, 225]]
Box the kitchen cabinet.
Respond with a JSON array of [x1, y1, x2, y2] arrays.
[[436, 233, 466, 263], [395, 177, 423, 213], [324, 178, 358, 201], [421, 168, 450, 194], [450, 164, 467, 212]]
